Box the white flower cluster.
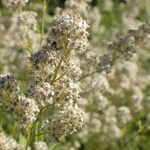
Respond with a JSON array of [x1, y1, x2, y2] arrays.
[[67, 57, 82, 78], [65, 0, 90, 17], [28, 14, 88, 141], [63, 0, 100, 32], [94, 22, 150, 74], [0, 74, 39, 128], [42, 100, 87, 142], [17, 11, 37, 31], [34, 141, 48, 150], [101, 106, 122, 139], [9, 11, 38, 49], [13, 95, 39, 128], [29, 82, 55, 108], [48, 14, 89, 53], [0, 74, 20, 97], [117, 106, 132, 125], [108, 22, 150, 59], [30, 14, 88, 75], [98, 54, 113, 73], [2, 0, 29, 8], [0, 132, 23, 150], [53, 76, 81, 105], [29, 14, 88, 103], [108, 35, 135, 59], [84, 74, 110, 93], [129, 22, 150, 42]]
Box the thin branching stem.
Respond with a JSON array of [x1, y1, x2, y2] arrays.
[[25, 103, 56, 150], [40, 0, 47, 47]]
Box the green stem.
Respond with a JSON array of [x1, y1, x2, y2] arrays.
[[0, 120, 3, 132], [76, 52, 124, 82], [50, 56, 64, 84], [34, 131, 50, 137], [25, 103, 57, 150], [76, 70, 97, 82], [50, 42, 69, 84], [53, 69, 69, 83], [40, 0, 47, 47], [12, 122, 17, 138], [118, 115, 147, 150], [50, 143, 58, 150], [0, 115, 3, 130], [35, 122, 39, 141], [25, 109, 43, 150]]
